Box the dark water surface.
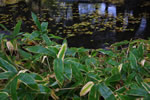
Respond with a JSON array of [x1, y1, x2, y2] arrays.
[[0, 0, 150, 48]]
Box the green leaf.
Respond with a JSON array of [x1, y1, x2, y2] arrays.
[[29, 31, 40, 40], [99, 49, 115, 57], [106, 74, 121, 83], [12, 20, 22, 38], [80, 81, 94, 96], [64, 62, 72, 80], [42, 34, 52, 46], [31, 12, 41, 30], [66, 48, 77, 57], [0, 57, 17, 73], [126, 72, 136, 84], [107, 59, 118, 66], [47, 47, 58, 58], [135, 75, 143, 85], [41, 22, 48, 32], [85, 57, 98, 67], [53, 58, 64, 85], [25, 45, 49, 54], [116, 86, 127, 93], [38, 84, 51, 94], [5, 75, 18, 100], [29, 73, 43, 81], [0, 24, 9, 31], [18, 73, 38, 90], [138, 43, 144, 58], [127, 88, 148, 96], [144, 94, 150, 100], [118, 95, 137, 100], [18, 49, 32, 59], [66, 60, 83, 81], [111, 40, 129, 47], [49, 34, 63, 39], [57, 42, 67, 60], [0, 92, 9, 100], [98, 83, 116, 100], [0, 71, 15, 79], [129, 52, 137, 69], [88, 85, 100, 100], [142, 82, 150, 92]]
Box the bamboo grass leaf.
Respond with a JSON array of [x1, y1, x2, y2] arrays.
[[98, 83, 116, 100], [5, 76, 18, 100], [0, 92, 9, 100], [18, 73, 39, 90], [12, 20, 22, 38], [57, 42, 67, 61], [31, 12, 41, 31], [53, 58, 64, 86], [88, 85, 100, 100], [0, 71, 15, 79], [80, 81, 94, 96], [0, 57, 17, 73]]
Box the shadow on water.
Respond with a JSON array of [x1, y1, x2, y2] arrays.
[[0, 0, 150, 49]]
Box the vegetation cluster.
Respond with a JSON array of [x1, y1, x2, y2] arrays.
[[0, 13, 150, 100]]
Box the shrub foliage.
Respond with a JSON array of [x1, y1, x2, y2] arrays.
[[0, 13, 150, 100]]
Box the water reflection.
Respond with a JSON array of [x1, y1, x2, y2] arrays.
[[0, 0, 149, 48], [98, 3, 106, 15], [79, 3, 95, 15], [108, 4, 116, 17], [78, 3, 117, 17], [135, 17, 147, 37]]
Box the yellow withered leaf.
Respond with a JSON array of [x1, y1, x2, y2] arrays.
[[144, 78, 150, 83], [141, 59, 146, 67], [80, 81, 94, 96], [6, 41, 14, 53]]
